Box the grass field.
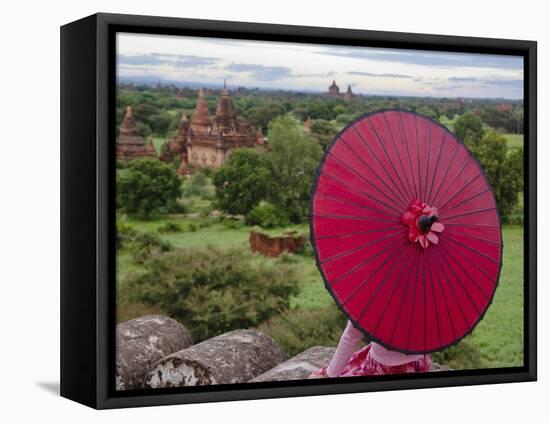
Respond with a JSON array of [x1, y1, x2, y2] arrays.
[[117, 215, 524, 370], [503, 133, 524, 149]]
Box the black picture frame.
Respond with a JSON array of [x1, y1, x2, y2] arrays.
[[60, 12, 537, 409]]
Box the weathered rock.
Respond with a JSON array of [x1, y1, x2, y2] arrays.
[[249, 229, 307, 257], [145, 329, 287, 388], [249, 346, 336, 382], [116, 315, 193, 390]]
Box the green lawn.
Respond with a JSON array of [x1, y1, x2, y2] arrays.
[[503, 133, 524, 149], [117, 218, 523, 370], [152, 137, 164, 155]]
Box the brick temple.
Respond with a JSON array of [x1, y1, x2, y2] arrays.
[[162, 84, 262, 174], [116, 106, 157, 160]]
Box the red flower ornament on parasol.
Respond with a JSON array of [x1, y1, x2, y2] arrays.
[[401, 199, 444, 249], [309, 110, 502, 354]]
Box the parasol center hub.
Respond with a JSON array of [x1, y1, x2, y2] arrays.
[[417, 214, 438, 233], [401, 200, 444, 249]]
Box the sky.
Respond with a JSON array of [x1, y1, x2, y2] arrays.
[[117, 32, 524, 99]]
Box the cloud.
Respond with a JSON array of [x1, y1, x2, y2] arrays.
[[118, 53, 220, 68], [316, 47, 523, 70], [448, 76, 477, 82], [348, 71, 412, 78], [224, 63, 292, 81], [448, 76, 523, 88]]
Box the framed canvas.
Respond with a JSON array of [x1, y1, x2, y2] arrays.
[[60, 13, 537, 409]]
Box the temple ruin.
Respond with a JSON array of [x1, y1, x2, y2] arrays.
[[116, 106, 158, 160]]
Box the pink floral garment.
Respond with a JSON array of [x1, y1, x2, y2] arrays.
[[313, 344, 431, 377]]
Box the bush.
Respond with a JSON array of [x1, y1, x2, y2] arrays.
[[278, 252, 300, 264], [127, 231, 173, 264], [124, 246, 300, 342], [222, 218, 245, 230], [117, 159, 181, 218], [295, 240, 315, 257], [116, 222, 137, 250], [258, 306, 349, 357], [182, 171, 212, 198], [245, 203, 289, 228], [157, 222, 182, 233]]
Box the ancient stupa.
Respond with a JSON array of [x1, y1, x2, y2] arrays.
[[190, 89, 212, 135], [116, 106, 157, 160], [304, 115, 312, 134]]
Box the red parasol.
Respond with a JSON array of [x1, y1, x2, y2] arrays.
[[309, 110, 502, 354]]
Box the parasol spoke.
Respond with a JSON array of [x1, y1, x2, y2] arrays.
[[428, 141, 461, 206], [432, 247, 474, 326], [432, 154, 471, 206], [371, 249, 415, 335], [438, 173, 484, 212], [340, 241, 410, 306], [316, 225, 404, 240], [441, 229, 502, 246], [382, 112, 415, 199], [364, 117, 412, 205], [339, 133, 409, 208], [309, 212, 398, 223], [322, 171, 403, 215], [423, 119, 433, 204], [398, 111, 419, 200], [330, 240, 405, 285], [327, 150, 404, 212], [444, 222, 500, 228], [415, 115, 424, 202], [443, 207, 498, 222], [388, 246, 420, 345], [405, 244, 422, 350], [435, 247, 487, 311], [315, 191, 396, 219], [425, 131, 447, 204], [354, 246, 412, 322], [427, 247, 443, 348], [431, 246, 459, 341], [319, 229, 403, 265], [438, 240, 498, 289], [439, 188, 490, 215]]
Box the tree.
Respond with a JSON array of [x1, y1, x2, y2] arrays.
[[213, 149, 271, 215], [117, 159, 181, 218], [310, 119, 339, 149], [470, 130, 523, 222], [245, 103, 286, 133], [266, 115, 323, 223], [454, 112, 485, 146]]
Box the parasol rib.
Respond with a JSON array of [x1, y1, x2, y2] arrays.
[[319, 230, 403, 265], [365, 117, 412, 205], [382, 112, 415, 199], [322, 172, 403, 216]]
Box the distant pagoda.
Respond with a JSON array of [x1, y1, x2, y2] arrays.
[[328, 79, 340, 97], [304, 116, 312, 134], [344, 85, 355, 101], [116, 106, 157, 160]]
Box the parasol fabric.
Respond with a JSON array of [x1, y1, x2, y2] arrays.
[[309, 110, 502, 354]]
